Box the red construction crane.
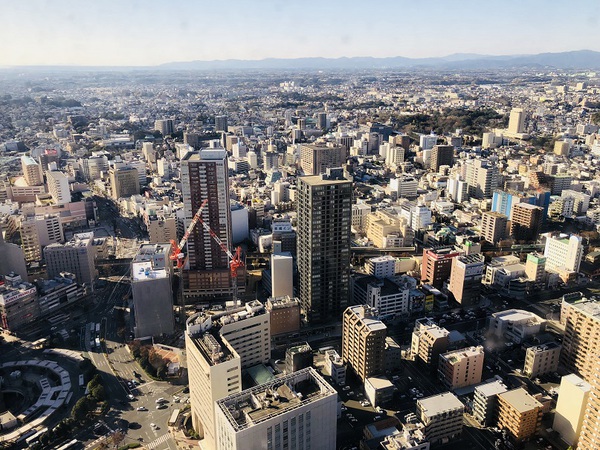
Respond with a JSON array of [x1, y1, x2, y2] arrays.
[[169, 200, 244, 299], [169, 199, 209, 268]]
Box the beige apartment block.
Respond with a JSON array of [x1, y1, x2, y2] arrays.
[[497, 388, 542, 442]]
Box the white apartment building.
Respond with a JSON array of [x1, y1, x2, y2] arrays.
[[46, 170, 71, 205], [365, 255, 396, 279], [215, 368, 337, 450], [270, 253, 294, 298], [553, 374, 591, 447], [543, 233, 583, 273], [416, 392, 464, 445]]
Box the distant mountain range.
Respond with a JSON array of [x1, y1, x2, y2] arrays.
[[158, 50, 600, 70]]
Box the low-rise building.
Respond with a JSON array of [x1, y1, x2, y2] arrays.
[[416, 392, 464, 445], [351, 275, 410, 318], [497, 388, 543, 442], [488, 309, 545, 343], [285, 342, 313, 374], [323, 349, 346, 385], [365, 376, 395, 407], [265, 296, 300, 336], [438, 346, 484, 390], [0, 273, 39, 331], [473, 380, 508, 426], [523, 342, 561, 378]]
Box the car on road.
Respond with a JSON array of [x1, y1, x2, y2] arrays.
[[150, 423, 157, 429], [127, 394, 135, 400], [342, 386, 351, 391], [156, 397, 167, 403], [156, 404, 167, 409], [136, 406, 147, 411]]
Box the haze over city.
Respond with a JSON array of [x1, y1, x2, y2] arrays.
[[3, 0, 600, 66]]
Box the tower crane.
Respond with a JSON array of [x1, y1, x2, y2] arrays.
[[169, 199, 244, 299]]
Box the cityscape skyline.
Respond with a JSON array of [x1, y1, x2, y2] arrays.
[[3, 0, 600, 67]]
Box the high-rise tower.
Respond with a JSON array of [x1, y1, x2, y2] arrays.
[[297, 168, 352, 323], [181, 148, 242, 301]]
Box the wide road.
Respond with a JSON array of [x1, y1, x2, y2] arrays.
[[81, 270, 179, 449]]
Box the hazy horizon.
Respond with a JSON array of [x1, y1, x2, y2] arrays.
[[3, 0, 599, 67]]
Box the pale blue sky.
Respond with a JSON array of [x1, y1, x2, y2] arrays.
[[2, 0, 598, 66]]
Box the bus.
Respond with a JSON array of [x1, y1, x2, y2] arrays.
[[78, 374, 85, 388], [16, 428, 38, 444], [25, 427, 47, 447], [56, 438, 79, 450]]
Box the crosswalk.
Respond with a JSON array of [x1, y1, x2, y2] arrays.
[[146, 433, 172, 449]]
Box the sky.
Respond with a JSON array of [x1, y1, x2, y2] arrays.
[[2, 0, 599, 66]]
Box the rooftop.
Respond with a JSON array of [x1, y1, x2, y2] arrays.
[[442, 346, 484, 365], [132, 261, 168, 282], [418, 392, 463, 417], [475, 379, 508, 397], [498, 388, 542, 413], [216, 367, 336, 431], [492, 309, 544, 324]]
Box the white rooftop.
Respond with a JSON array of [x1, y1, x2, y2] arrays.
[[132, 261, 167, 282]]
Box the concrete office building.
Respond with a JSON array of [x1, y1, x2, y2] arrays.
[[411, 318, 449, 366], [488, 309, 545, 344], [214, 368, 337, 450], [154, 119, 174, 136], [265, 296, 300, 336], [21, 214, 64, 262], [481, 211, 508, 245], [365, 255, 396, 279], [45, 170, 71, 205], [438, 346, 484, 390], [351, 275, 410, 318], [553, 374, 591, 448], [416, 392, 464, 445], [496, 388, 542, 442], [109, 166, 140, 200], [511, 203, 543, 242], [270, 253, 293, 298], [81, 154, 109, 181], [21, 154, 44, 186], [146, 216, 177, 244], [181, 148, 242, 301], [342, 305, 387, 382], [297, 168, 352, 323], [421, 247, 460, 289], [186, 301, 270, 449], [285, 342, 313, 374], [473, 380, 508, 426], [430, 145, 454, 172], [44, 232, 96, 286], [448, 254, 485, 306], [131, 243, 174, 338], [299, 143, 346, 175], [523, 342, 561, 378], [0, 273, 39, 331], [560, 295, 600, 380], [215, 115, 228, 132]]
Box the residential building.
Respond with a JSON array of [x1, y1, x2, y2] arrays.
[[215, 115, 228, 132], [265, 296, 300, 336], [131, 243, 174, 338], [299, 143, 346, 175], [365, 255, 397, 279], [380, 422, 429, 450], [154, 119, 174, 136], [465, 159, 498, 199], [21, 154, 44, 186], [491, 190, 535, 220], [214, 367, 337, 450], [43, 232, 96, 286], [364, 376, 395, 407], [560, 295, 600, 380], [510, 203, 543, 242], [496, 388, 543, 442], [186, 301, 269, 449], [109, 166, 140, 200], [525, 253, 546, 288], [389, 175, 418, 199], [181, 148, 241, 301], [480, 211, 508, 245], [543, 233, 583, 273], [488, 309, 545, 343], [438, 346, 484, 390], [508, 108, 525, 134], [297, 168, 352, 323], [352, 203, 371, 232], [411, 318, 450, 366], [421, 247, 460, 289], [430, 145, 454, 172], [146, 215, 177, 244], [553, 374, 591, 447], [81, 154, 109, 180], [20, 214, 64, 262], [523, 342, 561, 378], [416, 392, 464, 445], [473, 380, 508, 426], [342, 305, 387, 381], [45, 170, 71, 205], [323, 349, 346, 385], [0, 224, 27, 280], [448, 254, 485, 306], [351, 275, 410, 318]]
